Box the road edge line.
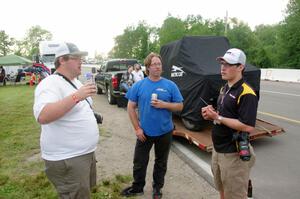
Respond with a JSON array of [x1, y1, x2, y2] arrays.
[[172, 141, 215, 188]]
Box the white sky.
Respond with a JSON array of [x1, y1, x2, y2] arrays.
[[0, 0, 289, 57]]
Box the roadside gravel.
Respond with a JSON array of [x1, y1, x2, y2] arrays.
[[93, 94, 219, 199]]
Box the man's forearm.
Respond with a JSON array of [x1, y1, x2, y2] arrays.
[[38, 94, 77, 124], [164, 102, 183, 112], [127, 105, 140, 130], [218, 116, 255, 133]]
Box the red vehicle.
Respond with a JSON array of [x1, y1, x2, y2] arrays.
[[24, 62, 50, 85]]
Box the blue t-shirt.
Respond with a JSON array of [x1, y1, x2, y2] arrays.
[[126, 77, 183, 136]]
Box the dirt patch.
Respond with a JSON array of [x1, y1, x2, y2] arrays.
[[93, 95, 218, 199]]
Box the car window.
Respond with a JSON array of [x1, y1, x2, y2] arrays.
[[106, 60, 138, 72], [100, 64, 106, 72], [119, 64, 128, 70]]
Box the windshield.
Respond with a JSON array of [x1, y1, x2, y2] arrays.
[[106, 60, 138, 72], [40, 54, 55, 63]]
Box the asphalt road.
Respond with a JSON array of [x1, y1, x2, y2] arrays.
[[175, 80, 300, 199], [253, 80, 300, 199]]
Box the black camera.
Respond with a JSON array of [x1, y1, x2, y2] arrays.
[[233, 132, 251, 161], [94, 112, 103, 124]]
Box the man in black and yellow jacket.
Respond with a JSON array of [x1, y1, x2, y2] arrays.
[[202, 48, 257, 199]]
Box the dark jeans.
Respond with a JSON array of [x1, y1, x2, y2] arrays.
[[132, 131, 172, 191], [120, 82, 130, 92]]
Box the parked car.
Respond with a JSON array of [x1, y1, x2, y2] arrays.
[[95, 59, 138, 104]]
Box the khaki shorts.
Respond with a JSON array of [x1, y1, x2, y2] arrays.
[[44, 152, 97, 199], [211, 145, 255, 199]]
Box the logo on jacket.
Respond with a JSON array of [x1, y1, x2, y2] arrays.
[[171, 65, 185, 77]]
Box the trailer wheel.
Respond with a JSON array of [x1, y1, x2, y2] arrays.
[[181, 118, 203, 131]]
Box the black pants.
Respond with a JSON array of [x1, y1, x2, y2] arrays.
[[132, 131, 172, 191]]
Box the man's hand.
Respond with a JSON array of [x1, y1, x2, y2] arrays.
[[151, 99, 165, 109], [201, 105, 217, 121], [135, 128, 147, 142], [75, 83, 97, 101]]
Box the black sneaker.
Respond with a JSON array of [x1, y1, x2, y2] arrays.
[[120, 186, 144, 197], [152, 188, 162, 199]]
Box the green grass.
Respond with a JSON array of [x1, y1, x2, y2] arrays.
[[0, 85, 132, 199]]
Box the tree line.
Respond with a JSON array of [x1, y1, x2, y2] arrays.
[[109, 0, 300, 69], [1, 0, 299, 68]]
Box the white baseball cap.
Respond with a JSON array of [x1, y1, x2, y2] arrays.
[[55, 42, 88, 60], [217, 48, 246, 65]]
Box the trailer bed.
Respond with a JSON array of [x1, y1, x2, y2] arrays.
[[172, 117, 285, 152]]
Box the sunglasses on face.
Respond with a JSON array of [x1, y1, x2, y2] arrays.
[[219, 61, 240, 67]]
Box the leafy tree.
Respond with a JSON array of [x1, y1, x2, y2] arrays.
[[183, 15, 213, 36], [209, 19, 227, 36], [147, 27, 160, 54], [227, 19, 259, 66], [109, 22, 157, 61], [159, 16, 185, 46], [279, 0, 300, 68], [15, 25, 52, 59], [0, 30, 15, 56], [254, 24, 282, 67]]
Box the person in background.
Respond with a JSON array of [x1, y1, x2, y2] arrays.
[[120, 65, 134, 93], [0, 66, 6, 86], [33, 42, 99, 199], [132, 63, 144, 83], [201, 48, 257, 199], [121, 52, 183, 199]]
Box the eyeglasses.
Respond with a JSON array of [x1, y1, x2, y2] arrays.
[[150, 62, 162, 67], [220, 61, 240, 68], [68, 55, 82, 61]]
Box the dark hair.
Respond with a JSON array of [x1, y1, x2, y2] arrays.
[[144, 52, 162, 76], [54, 55, 70, 69]]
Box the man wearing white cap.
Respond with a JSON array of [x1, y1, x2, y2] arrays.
[[33, 42, 99, 199], [201, 48, 257, 199]]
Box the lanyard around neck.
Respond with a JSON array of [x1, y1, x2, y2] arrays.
[[54, 72, 93, 110]]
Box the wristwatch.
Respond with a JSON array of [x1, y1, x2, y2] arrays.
[[213, 115, 223, 125]]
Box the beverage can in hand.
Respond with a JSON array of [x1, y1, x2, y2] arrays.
[[85, 72, 94, 84], [151, 93, 158, 100]]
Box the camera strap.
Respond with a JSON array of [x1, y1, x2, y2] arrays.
[[54, 72, 94, 110]]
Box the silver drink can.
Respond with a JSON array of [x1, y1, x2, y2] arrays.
[[151, 93, 158, 100]]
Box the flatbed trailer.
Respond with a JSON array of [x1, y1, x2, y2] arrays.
[[172, 116, 285, 152]]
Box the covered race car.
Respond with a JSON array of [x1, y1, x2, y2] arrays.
[[160, 36, 260, 131]]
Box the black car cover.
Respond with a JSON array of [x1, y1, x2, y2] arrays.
[[160, 36, 260, 128]]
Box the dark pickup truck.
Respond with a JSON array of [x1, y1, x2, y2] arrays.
[[95, 59, 138, 104]]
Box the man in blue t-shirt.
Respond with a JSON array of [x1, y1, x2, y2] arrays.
[[121, 53, 183, 199]]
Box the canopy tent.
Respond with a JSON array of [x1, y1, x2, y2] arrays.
[[0, 54, 32, 66]]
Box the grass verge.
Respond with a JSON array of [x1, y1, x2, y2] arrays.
[[0, 85, 132, 199]]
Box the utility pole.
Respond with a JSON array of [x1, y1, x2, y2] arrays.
[[225, 10, 228, 36]]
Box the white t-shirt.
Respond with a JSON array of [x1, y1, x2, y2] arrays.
[[132, 70, 144, 82], [33, 75, 99, 161]]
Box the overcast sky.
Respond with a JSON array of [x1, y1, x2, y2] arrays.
[[1, 0, 289, 57]]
